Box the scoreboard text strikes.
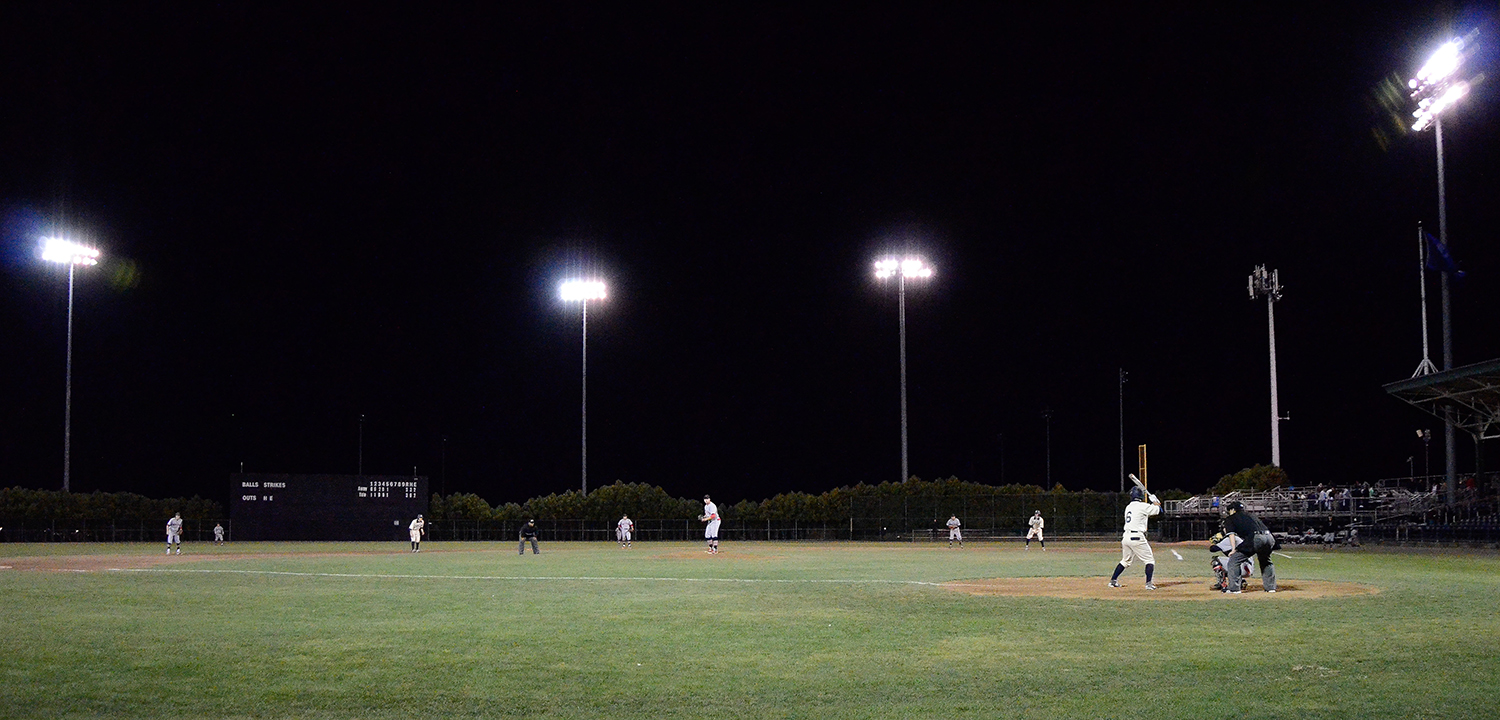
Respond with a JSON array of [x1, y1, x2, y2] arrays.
[[240, 480, 286, 502]]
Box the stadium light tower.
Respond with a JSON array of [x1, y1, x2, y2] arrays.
[[1408, 33, 1475, 506], [1248, 265, 1284, 467], [41, 236, 101, 493], [874, 256, 933, 483], [560, 279, 607, 496]]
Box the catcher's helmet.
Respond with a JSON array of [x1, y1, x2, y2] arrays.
[[1129, 486, 1145, 501]]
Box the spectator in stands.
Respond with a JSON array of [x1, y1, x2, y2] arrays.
[[1340, 488, 1352, 512], [1211, 496, 1220, 510]]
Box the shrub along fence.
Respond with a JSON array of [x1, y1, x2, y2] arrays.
[[0, 518, 231, 543], [431, 491, 1132, 542]]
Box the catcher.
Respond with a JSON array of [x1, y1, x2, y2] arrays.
[[1206, 531, 1252, 592]]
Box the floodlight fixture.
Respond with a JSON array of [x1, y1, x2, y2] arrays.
[[559, 278, 608, 497], [1412, 81, 1471, 132], [873, 256, 933, 279], [1409, 40, 1464, 91], [560, 280, 607, 301], [41, 237, 101, 266], [40, 235, 103, 493]]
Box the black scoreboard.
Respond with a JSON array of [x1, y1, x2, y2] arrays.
[[230, 473, 429, 541]]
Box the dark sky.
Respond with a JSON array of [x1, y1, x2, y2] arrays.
[[2, 3, 1498, 507]]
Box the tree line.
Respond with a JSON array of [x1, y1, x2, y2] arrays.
[[0, 487, 224, 522], [429, 476, 1195, 525]]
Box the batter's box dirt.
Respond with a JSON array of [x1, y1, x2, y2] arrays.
[[942, 577, 1378, 600]]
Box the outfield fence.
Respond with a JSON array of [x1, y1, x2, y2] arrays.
[[0, 518, 232, 543]]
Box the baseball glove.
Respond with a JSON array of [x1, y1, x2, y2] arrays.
[[698, 514, 709, 521]]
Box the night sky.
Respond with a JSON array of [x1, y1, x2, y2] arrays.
[[3, 4, 1498, 508]]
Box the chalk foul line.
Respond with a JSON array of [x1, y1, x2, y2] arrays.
[[1273, 551, 1323, 560]]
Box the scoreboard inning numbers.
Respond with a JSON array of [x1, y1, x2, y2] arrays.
[[230, 473, 428, 541]]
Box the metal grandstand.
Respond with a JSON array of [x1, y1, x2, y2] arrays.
[[1383, 357, 1500, 441], [1160, 487, 1444, 543]]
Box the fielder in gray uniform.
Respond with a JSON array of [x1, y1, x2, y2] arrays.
[[617, 514, 634, 548], [166, 513, 184, 555], [1108, 486, 1160, 589], [1221, 501, 1277, 593], [946, 515, 963, 548]]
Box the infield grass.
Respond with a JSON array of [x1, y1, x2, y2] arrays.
[[2, 540, 1497, 719]]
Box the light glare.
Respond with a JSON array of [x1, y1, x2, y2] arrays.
[[560, 280, 607, 301], [874, 256, 933, 280], [1412, 80, 1471, 131], [41, 237, 101, 266], [1413, 41, 1463, 88]]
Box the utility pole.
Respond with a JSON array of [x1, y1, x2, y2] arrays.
[[1248, 265, 1284, 467]]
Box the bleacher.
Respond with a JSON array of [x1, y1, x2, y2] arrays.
[[1165, 486, 1439, 524]]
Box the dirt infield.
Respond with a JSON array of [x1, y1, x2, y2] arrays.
[[942, 576, 1378, 600]]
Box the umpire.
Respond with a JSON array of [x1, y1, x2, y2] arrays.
[[1222, 501, 1277, 593], [519, 519, 540, 555]]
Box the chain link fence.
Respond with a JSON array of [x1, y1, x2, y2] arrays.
[[0, 519, 231, 543]]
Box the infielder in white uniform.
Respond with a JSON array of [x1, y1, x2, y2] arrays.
[[1025, 510, 1045, 550], [946, 515, 962, 548], [617, 514, 634, 548], [408, 515, 425, 552], [213, 523, 225, 545], [1108, 486, 1160, 589], [165, 513, 183, 555], [701, 495, 721, 554]]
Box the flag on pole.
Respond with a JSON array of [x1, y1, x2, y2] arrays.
[[1424, 231, 1465, 278]]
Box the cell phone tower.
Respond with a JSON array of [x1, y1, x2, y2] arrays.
[[1248, 265, 1284, 467]]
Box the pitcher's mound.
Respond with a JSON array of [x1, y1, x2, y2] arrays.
[[943, 577, 1377, 600]]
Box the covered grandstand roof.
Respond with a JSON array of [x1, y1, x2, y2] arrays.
[[1384, 358, 1500, 441]]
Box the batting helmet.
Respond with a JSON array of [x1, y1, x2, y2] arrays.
[[1129, 486, 1145, 501], [1226, 500, 1244, 512]]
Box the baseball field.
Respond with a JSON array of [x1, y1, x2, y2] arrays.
[[2, 540, 1496, 719]]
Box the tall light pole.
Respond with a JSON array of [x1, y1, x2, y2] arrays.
[[358, 414, 365, 476], [1042, 407, 1053, 488], [1118, 369, 1127, 494], [41, 236, 101, 493], [561, 279, 607, 496], [1248, 265, 1284, 467], [874, 256, 932, 483], [1409, 34, 1474, 506]]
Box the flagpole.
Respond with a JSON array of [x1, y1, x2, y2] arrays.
[[1412, 224, 1437, 378]]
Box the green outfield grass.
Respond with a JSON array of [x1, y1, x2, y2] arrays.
[[2, 540, 1497, 719]]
